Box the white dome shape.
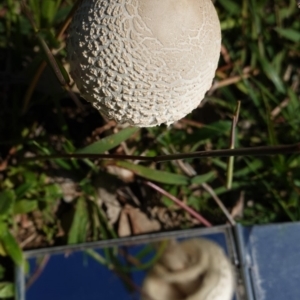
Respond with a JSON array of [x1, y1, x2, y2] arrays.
[[142, 239, 235, 300], [67, 0, 221, 127]]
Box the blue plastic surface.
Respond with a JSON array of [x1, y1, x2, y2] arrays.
[[240, 222, 300, 300], [25, 231, 234, 300]]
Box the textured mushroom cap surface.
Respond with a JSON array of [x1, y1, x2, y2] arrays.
[[67, 0, 221, 127]]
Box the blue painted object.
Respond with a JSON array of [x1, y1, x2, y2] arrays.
[[16, 222, 300, 300], [236, 222, 300, 300], [27, 248, 144, 300], [24, 229, 234, 300]]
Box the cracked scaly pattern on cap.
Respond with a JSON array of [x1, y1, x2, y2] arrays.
[[67, 0, 221, 127]]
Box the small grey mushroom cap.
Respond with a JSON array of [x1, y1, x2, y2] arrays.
[[67, 0, 221, 127]]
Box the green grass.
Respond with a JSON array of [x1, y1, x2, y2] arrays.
[[0, 0, 300, 297]]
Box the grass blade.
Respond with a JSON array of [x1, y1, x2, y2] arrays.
[[0, 191, 15, 216], [191, 171, 216, 185], [0, 224, 23, 266], [68, 197, 89, 244], [115, 161, 189, 185], [13, 200, 38, 215], [0, 282, 14, 298], [76, 127, 139, 154]]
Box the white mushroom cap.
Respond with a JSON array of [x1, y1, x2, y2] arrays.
[[67, 0, 221, 127], [142, 239, 235, 300]]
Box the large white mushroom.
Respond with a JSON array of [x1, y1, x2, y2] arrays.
[[142, 238, 235, 300], [67, 0, 221, 127]]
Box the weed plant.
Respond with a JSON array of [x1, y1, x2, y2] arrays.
[[0, 0, 300, 297]]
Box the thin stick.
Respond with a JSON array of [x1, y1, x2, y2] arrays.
[[22, 61, 47, 114], [26, 255, 50, 289], [144, 181, 212, 227], [85, 249, 155, 300], [226, 101, 241, 189], [202, 183, 236, 226], [167, 155, 235, 225], [22, 0, 82, 113], [23, 142, 300, 163], [56, 1, 82, 40]]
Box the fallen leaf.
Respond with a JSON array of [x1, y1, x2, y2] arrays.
[[106, 165, 134, 183], [125, 205, 161, 235], [231, 191, 245, 219], [95, 173, 122, 225], [118, 209, 131, 237]]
